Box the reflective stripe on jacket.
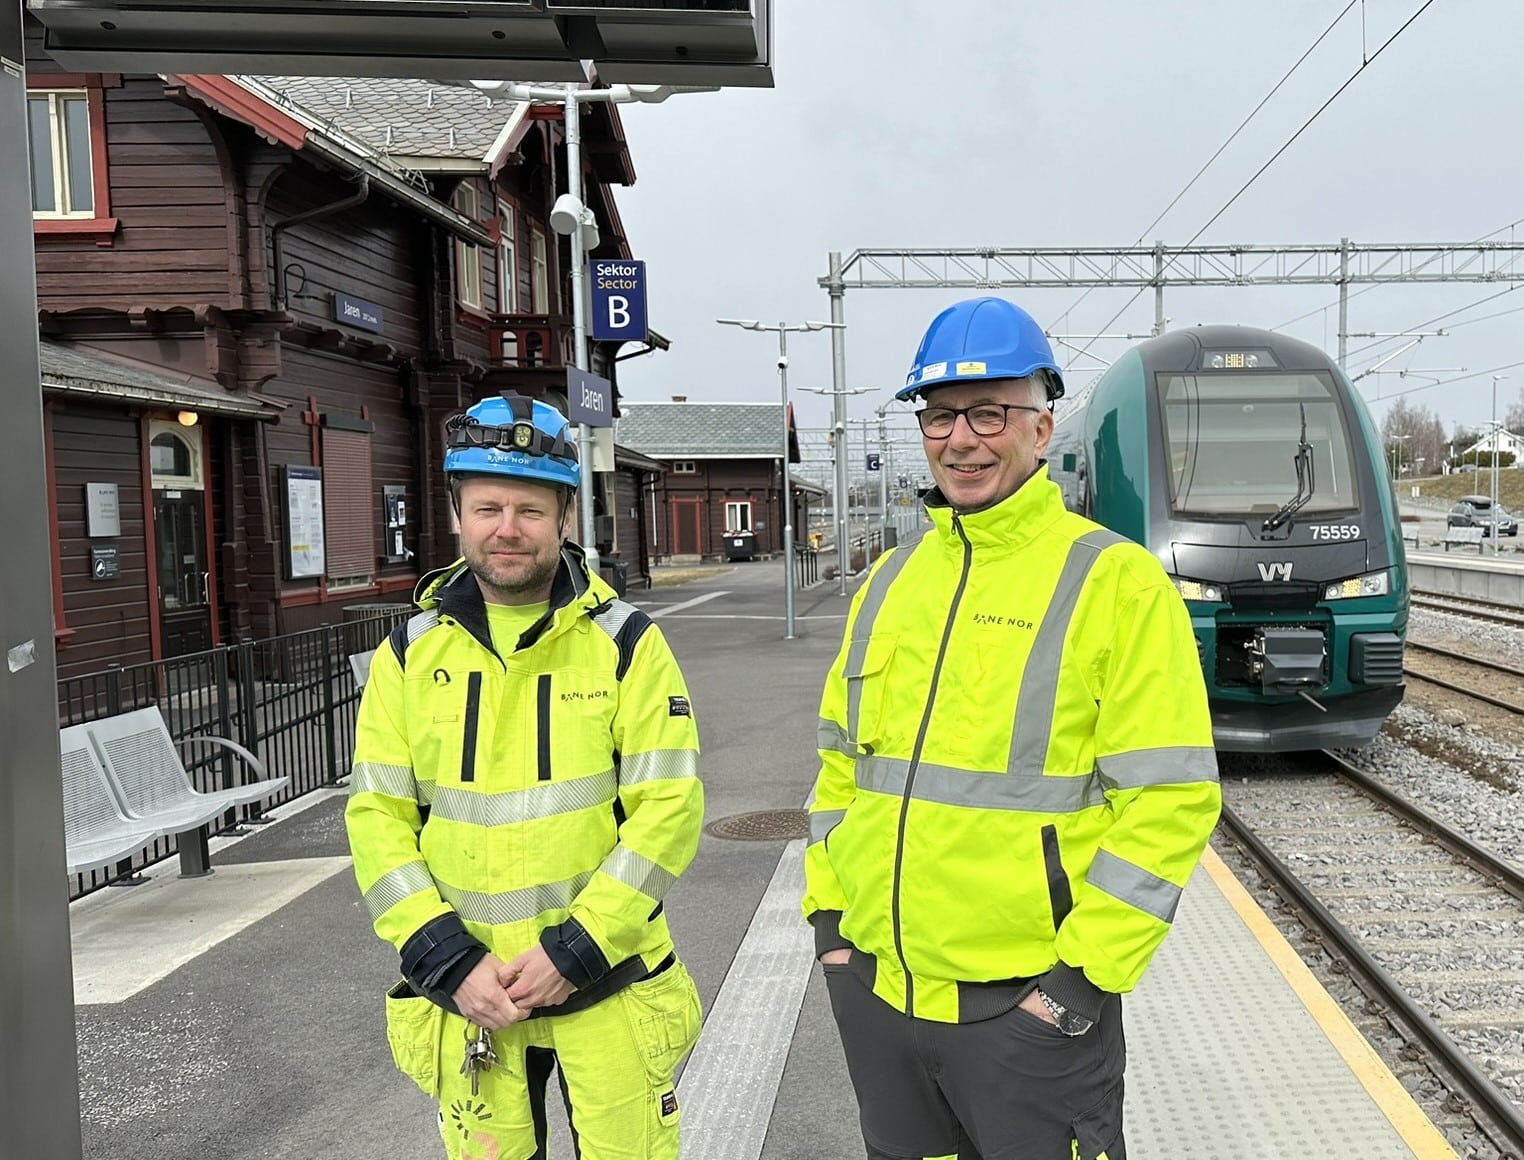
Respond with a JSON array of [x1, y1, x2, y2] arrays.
[[803, 466, 1220, 1023], [347, 547, 703, 990]]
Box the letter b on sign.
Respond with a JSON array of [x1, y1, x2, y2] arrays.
[[607, 297, 631, 333]]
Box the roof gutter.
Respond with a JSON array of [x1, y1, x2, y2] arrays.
[[302, 135, 493, 248], [271, 173, 370, 311]]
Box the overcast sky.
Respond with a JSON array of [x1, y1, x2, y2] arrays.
[[610, 0, 1524, 450]]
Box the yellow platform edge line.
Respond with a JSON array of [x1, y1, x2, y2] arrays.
[[1200, 844, 1457, 1160]]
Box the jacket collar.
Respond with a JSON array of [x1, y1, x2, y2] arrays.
[[413, 541, 608, 659], [923, 462, 1068, 555]]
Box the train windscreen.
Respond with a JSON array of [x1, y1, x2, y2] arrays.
[[1158, 372, 1359, 517]]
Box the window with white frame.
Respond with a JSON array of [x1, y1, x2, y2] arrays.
[[27, 91, 94, 217], [453, 185, 482, 309], [530, 226, 549, 313], [497, 207, 517, 313], [725, 501, 753, 533], [670, 460, 697, 474]]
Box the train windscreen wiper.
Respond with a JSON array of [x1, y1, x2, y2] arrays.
[[1261, 403, 1316, 535]]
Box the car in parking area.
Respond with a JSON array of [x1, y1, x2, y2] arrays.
[[1448, 494, 1519, 536]]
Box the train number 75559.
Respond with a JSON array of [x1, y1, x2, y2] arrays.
[[1308, 524, 1360, 540]]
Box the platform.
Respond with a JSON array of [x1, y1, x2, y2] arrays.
[[66, 560, 1458, 1160]]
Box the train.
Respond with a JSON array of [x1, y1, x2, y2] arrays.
[[1048, 325, 1408, 752]]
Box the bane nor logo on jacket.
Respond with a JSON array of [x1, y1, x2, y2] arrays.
[[970, 611, 1035, 630]]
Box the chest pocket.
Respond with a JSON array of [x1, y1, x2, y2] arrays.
[[843, 634, 896, 753], [402, 667, 487, 787], [545, 667, 619, 778]]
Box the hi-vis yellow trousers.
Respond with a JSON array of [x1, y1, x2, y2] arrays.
[[385, 960, 702, 1160]]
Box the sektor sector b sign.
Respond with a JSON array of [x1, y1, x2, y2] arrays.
[[590, 259, 648, 343]]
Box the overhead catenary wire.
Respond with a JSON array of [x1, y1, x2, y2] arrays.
[[1069, 0, 1439, 372], [1271, 214, 1524, 333], [1052, 0, 1359, 339]]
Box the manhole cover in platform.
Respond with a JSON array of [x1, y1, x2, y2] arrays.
[[704, 809, 810, 842]]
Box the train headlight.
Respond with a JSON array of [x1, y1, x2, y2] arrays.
[[1173, 576, 1226, 602], [1323, 570, 1390, 600]]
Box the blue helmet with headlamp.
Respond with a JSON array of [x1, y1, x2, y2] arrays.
[[444, 392, 580, 491], [898, 296, 1065, 403]]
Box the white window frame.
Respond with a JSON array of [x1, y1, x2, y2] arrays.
[[725, 500, 753, 532], [28, 90, 94, 219], [530, 226, 549, 313], [148, 423, 206, 490], [670, 460, 697, 474], [497, 206, 517, 313], [453, 185, 482, 309]]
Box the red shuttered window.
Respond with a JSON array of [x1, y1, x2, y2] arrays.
[[322, 428, 374, 584]]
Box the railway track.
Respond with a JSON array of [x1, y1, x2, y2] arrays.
[[1404, 641, 1524, 716], [1412, 590, 1524, 630], [1219, 754, 1524, 1158]]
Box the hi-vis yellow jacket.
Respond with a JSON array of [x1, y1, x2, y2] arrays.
[[347, 546, 702, 1010], [803, 467, 1220, 1024]]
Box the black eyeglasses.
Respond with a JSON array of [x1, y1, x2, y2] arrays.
[[916, 403, 1044, 439]]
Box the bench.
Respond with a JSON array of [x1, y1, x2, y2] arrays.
[[1401, 526, 1420, 548], [1443, 526, 1486, 552], [59, 726, 169, 877], [62, 708, 290, 881]]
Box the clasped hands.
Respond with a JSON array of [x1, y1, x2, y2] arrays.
[[452, 945, 574, 1030]]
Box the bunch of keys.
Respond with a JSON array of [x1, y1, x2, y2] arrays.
[[460, 1024, 500, 1096]]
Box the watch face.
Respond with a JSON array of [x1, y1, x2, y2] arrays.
[[1058, 1011, 1094, 1036]]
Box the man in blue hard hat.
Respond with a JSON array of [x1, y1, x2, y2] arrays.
[[803, 299, 1221, 1160], [347, 392, 705, 1159]]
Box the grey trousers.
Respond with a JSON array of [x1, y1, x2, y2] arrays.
[[824, 964, 1126, 1160]]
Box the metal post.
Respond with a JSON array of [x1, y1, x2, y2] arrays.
[[1337, 236, 1351, 372], [564, 85, 599, 576], [877, 410, 889, 548], [0, 3, 86, 1151], [777, 326, 797, 638], [1153, 240, 1166, 336], [1492, 375, 1501, 556], [827, 251, 850, 595]]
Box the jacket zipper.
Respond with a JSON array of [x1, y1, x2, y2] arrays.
[[890, 512, 973, 1013], [460, 671, 482, 782], [537, 673, 553, 781]]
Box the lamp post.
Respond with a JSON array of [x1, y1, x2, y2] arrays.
[[472, 80, 717, 575], [1389, 434, 1410, 480], [1492, 375, 1508, 555], [716, 319, 842, 639]]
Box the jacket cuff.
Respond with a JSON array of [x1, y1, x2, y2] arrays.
[[808, 910, 852, 959], [1038, 961, 1107, 1024], [434, 945, 489, 1010], [540, 917, 611, 990], [401, 913, 488, 988]]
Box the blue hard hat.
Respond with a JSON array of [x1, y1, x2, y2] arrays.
[[898, 296, 1065, 402], [443, 392, 580, 491]]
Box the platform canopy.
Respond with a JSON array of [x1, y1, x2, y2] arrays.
[[26, 0, 772, 85]]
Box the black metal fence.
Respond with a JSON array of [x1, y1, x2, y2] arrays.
[[795, 546, 819, 588], [58, 609, 410, 900]]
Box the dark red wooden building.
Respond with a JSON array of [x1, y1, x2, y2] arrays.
[[24, 31, 662, 679], [613, 399, 822, 563]]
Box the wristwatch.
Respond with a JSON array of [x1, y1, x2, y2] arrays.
[[1037, 989, 1095, 1037]]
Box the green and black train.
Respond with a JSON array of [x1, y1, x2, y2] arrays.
[[1048, 325, 1408, 751]]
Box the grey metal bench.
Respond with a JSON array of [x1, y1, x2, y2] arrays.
[[1401, 526, 1420, 548], [1444, 526, 1486, 552], [83, 708, 290, 878], [59, 725, 167, 878]]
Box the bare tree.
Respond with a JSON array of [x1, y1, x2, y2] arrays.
[[1381, 398, 1445, 477], [1507, 386, 1524, 435]]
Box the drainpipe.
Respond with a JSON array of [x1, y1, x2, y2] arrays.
[[270, 173, 370, 310]]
